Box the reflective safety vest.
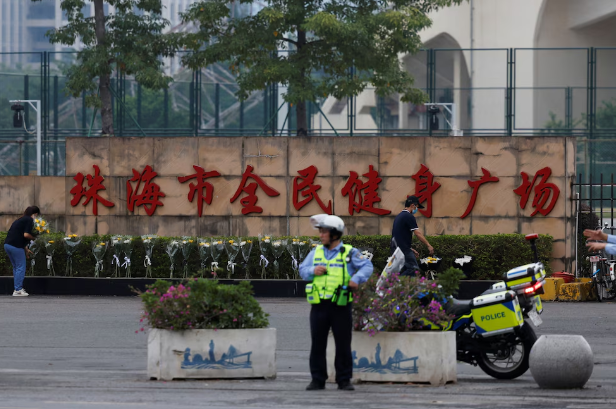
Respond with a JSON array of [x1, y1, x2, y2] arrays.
[[307, 244, 353, 303]]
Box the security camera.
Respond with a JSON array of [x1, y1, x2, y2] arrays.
[[11, 103, 25, 128]]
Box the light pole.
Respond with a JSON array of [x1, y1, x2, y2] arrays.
[[9, 100, 41, 175]]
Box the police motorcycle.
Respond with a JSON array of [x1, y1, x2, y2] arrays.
[[378, 233, 545, 380]]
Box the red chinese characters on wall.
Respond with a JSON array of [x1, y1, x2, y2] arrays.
[[293, 165, 332, 214], [68, 162, 561, 218], [127, 165, 166, 216], [178, 165, 221, 217], [341, 165, 391, 216], [514, 167, 560, 216], [460, 168, 500, 219], [412, 164, 441, 218], [230, 165, 281, 215], [70, 165, 115, 216]]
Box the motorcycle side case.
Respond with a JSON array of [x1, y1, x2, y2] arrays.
[[471, 290, 524, 337], [503, 263, 546, 293]]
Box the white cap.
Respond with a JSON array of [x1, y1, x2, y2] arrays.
[[310, 214, 345, 233]]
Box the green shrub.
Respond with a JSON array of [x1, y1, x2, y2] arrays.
[[0, 232, 552, 280], [437, 267, 466, 297], [139, 279, 269, 331]]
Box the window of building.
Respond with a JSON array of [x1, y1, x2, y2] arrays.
[[27, 0, 55, 19]]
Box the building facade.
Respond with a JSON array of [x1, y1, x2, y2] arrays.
[[0, 0, 199, 65], [320, 0, 616, 134]]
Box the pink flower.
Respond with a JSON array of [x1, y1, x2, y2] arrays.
[[135, 330, 138, 334], [169, 286, 176, 292], [140, 328, 145, 332], [233, 318, 237, 322]]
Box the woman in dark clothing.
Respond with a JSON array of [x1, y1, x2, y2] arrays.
[[3, 206, 40, 296]]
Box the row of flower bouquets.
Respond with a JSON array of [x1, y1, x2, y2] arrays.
[[27, 233, 322, 279]]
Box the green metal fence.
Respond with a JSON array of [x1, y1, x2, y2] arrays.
[[1, 48, 616, 176]]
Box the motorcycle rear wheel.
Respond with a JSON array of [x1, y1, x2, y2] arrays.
[[476, 324, 537, 380]]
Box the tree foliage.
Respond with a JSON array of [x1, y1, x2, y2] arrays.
[[180, 0, 464, 134], [31, 0, 179, 135]]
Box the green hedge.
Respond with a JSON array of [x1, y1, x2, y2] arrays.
[[0, 232, 552, 280]]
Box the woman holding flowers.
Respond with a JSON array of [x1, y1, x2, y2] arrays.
[[3, 206, 41, 296]]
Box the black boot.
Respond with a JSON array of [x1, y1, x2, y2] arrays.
[[306, 380, 326, 391], [337, 381, 355, 391]]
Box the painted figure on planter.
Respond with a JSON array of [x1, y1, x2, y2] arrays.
[[299, 214, 374, 392]]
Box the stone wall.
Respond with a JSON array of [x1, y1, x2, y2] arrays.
[[0, 136, 576, 271]]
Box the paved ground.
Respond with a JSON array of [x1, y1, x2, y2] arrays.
[[0, 297, 616, 408]]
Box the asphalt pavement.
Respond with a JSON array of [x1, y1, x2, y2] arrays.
[[0, 296, 615, 408]]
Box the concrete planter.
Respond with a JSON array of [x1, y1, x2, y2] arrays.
[[327, 331, 456, 386], [148, 328, 276, 380]]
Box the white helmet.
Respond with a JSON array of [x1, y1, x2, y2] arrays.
[[310, 214, 345, 238]]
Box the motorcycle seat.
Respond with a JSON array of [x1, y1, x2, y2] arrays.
[[481, 287, 506, 296], [445, 298, 473, 317]]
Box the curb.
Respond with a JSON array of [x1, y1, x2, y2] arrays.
[[0, 277, 497, 299]]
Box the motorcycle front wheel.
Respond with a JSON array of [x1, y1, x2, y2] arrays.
[[476, 324, 537, 380]]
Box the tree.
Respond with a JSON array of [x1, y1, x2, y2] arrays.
[[180, 0, 464, 136], [31, 0, 178, 136]]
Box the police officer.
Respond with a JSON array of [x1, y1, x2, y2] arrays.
[[391, 196, 434, 276], [299, 214, 374, 391]]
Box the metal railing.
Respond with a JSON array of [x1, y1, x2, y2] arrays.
[[1, 48, 616, 175]]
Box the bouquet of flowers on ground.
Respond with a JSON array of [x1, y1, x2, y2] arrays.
[[180, 237, 196, 278], [141, 235, 158, 278], [122, 236, 134, 278], [63, 234, 81, 276], [210, 239, 225, 278], [240, 239, 253, 279], [309, 238, 320, 251], [110, 236, 124, 277], [225, 239, 241, 278], [166, 240, 179, 278], [27, 238, 42, 276], [92, 241, 107, 278], [43, 239, 56, 276], [271, 238, 286, 278], [258, 234, 272, 279], [285, 238, 308, 280], [33, 216, 51, 235], [198, 238, 211, 277]]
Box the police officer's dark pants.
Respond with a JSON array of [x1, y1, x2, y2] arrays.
[[399, 250, 420, 277], [309, 300, 353, 384]]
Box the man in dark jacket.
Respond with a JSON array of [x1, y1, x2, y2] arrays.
[[391, 196, 433, 276]]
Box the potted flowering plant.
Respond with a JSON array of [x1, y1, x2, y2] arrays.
[[141, 279, 276, 381], [325, 271, 459, 386]]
